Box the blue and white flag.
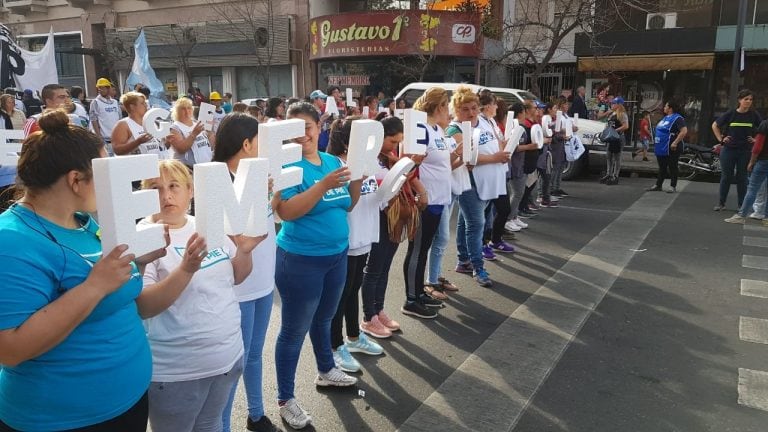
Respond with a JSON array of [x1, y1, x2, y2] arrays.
[[126, 29, 170, 109]]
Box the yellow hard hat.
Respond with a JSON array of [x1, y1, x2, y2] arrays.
[[209, 91, 222, 100], [96, 77, 112, 88]]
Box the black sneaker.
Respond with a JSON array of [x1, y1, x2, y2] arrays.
[[401, 300, 438, 319], [247, 415, 282, 432], [556, 189, 569, 197], [419, 293, 444, 308], [519, 209, 538, 218]]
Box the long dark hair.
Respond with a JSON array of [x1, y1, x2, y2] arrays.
[[213, 113, 259, 163]]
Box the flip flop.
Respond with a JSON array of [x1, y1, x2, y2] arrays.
[[424, 284, 449, 300]]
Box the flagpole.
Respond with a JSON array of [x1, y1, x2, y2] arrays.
[[729, 0, 748, 107]]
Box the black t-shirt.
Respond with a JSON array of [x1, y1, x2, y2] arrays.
[[669, 116, 687, 154], [606, 112, 628, 153], [716, 109, 763, 149]]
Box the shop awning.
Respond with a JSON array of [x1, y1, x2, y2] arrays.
[[578, 53, 715, 72]]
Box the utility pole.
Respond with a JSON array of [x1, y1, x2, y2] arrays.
[[729, 0, 749, 107]]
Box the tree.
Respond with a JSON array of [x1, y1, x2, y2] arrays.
[[206, 0, 277, 96], [496, 0, 659, 98], [169, 23, 197, 94]]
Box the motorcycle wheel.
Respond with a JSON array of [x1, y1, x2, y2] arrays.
[[677, 154, 698, 181]]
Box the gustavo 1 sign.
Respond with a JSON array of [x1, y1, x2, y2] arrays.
[[309, 11, 481, 60]]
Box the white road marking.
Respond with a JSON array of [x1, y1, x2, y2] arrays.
[[744, 224, 768, 233], [743, 236, 768, 248], [740, 279, 768, 299], [555, 205, 622, 214], [743, 255, 768, 270], [739, 316, 768, 345], [738, 368, 768, 411], [398, 182, 688, 432]]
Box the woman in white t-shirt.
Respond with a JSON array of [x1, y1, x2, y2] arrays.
[[446, 87, 510, 289], [400, 87, 455, 319], [166, 97, 215, 168], [325, 116, 385, 373], [140, 159, 265, 432], [211, 113, 280, 432], [111, 92, 168, 158]]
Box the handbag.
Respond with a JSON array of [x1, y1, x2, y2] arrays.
[[386, 179, 421, 243], [599, 125, 622, 144]]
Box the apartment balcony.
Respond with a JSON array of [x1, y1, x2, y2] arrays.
[[67, 0, 110, 9], [4, 0, 47, 14]]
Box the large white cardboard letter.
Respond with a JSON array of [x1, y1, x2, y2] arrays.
[[325, 97, 339, 116], [92, 154, 165, 257], [347, 120, 384, 179], [198, 102, 217, 131], [194, 159, 269, 249], [401, 109, 428, 155], [460, 121, 472, 161], [143, 108, 172, 139], [0, 129, 24, 166], [376, 157, 415, 203], [258, 119, 304, 191]]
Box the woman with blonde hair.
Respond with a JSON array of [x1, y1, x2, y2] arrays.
[[166, 97, 215, 168], [446, 86, 510, 288], [0, 94, 25, 130], [602, 97, 628, 185], [111, 92, 167, 157], [140, 159, 264, 432], [397, 87, 455, 319]]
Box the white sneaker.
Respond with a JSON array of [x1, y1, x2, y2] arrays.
[[513, 217, 528, 229], [314, 366, 358, 387], [279, 398, 312, 429], [724, 214, 746, 224], [749, 212, 765, 220], [504, 220, 521, 232]]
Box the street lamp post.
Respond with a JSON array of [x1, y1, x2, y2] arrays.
[[729, 0, 749, 107]]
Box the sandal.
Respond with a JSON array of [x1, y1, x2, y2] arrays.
[[438, 277, 459, 292], [424, 284, 449, 300]]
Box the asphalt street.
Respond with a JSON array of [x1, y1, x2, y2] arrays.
[[223, 174, 768, 432]]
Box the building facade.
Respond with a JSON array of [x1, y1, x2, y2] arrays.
[[1, 0, 311, 101]]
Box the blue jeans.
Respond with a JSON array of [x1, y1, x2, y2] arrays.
[[456, 188, 488, 272], [427, 199, 454, 284], [274, 247, 347, 402], [719, 146, 749, 207], [738, 160, 768, 217], [222, 292, 273, 431]]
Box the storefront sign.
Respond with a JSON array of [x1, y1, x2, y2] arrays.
[[310, 11, 481, 60], [328, 75, 371, 86]]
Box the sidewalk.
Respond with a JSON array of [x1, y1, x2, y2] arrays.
[[622, 150, 657, 176]]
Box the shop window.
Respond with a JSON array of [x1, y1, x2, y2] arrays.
[[756, 0, 768, 23], [720, 0, 756, 25]]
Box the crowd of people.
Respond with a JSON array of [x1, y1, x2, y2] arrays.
[[1, 75, 765, 432]]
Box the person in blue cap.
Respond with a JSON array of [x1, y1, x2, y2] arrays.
[[310, 90, 332, 152]]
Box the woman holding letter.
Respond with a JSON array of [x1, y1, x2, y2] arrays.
[[446, 86, 509, 288], [212, 113, 280, 432], [140, 159, 265, 432], [271, 102, 363, 430], [111, 91, 167, 158], [167, 97, 215, 168], [0, 110, 170, 432]]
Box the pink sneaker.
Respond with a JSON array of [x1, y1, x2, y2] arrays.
[[360, 315, 392, 339], [377, 311, 401, 332]]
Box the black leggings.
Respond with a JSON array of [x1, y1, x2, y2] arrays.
[[656, 153, 680, 188], [520, 181, 536, 211], [0, 392, 148, 432], [331, 253, 368, 348], [484, 194, 511, 244], [403, 207, 443, 301]]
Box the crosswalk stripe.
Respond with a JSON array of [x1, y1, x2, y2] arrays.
[[739, 317, 768, 344], [738, 368, 768, 411], [742, 255, 768, 270], [744, 236, 768, 248], [740, 279, 768, 298], [744, 224, 768, 233]]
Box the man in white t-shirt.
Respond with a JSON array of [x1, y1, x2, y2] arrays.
[[209, 91, 227, 133], [89, 77, 121, 155]]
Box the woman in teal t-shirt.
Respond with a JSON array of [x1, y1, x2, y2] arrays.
[[271, 102, 362, 430], [0, 110, 171, 432]]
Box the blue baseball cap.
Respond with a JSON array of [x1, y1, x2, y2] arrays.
[[309, 90, 327, 100], [535, 100, 546, 109], [612, 96, 625, 105]]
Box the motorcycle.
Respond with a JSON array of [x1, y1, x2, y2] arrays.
[[678, 143, 721, 181]]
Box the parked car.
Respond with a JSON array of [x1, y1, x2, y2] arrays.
[[561, 118, 607, 180], [394, 83, 537, 109]]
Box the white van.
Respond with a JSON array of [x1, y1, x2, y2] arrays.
[[394, 83, 537, 108]]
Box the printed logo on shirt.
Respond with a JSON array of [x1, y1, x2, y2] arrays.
[[174, 246, 231, 269], [478, 130, 495, 146], [104, 106, 119, 114], [360, 177, 379, 195], [434, 135, 448, 151], [315, 180, 351, 202]]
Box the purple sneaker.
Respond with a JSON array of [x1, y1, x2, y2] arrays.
[[490, 240, 515, 253], [482, 245, 497, 261], [454, 261, 474, 274]]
